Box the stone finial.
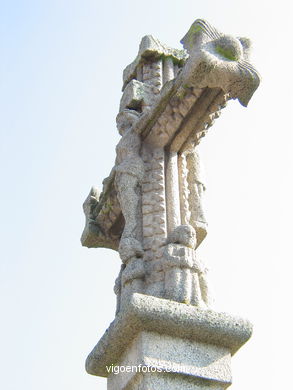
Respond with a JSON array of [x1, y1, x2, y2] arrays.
[[180, 19, 260, 106]]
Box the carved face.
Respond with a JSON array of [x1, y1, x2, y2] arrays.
[[168, 224, 197, 249], [116, 109, 140, 136]]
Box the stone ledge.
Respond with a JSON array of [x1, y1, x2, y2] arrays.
[[86, 293, 252, 377]]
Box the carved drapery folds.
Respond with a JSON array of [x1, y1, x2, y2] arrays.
[[81, 19, 260, 312]]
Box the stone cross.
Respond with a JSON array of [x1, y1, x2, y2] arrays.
[[81, 19, 260, 390]]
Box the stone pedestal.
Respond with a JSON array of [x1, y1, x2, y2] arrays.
[[86, 294, 252, 390]]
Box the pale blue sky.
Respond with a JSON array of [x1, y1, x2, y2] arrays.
[[1, 1, 292, 389]]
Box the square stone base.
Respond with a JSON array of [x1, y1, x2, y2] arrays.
[[86, 293, 252, 390], [108, 331, 231, 390]]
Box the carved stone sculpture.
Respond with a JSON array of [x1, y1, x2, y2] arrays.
[[163, 224, 211, 307], [115, 110, 144, 247], [82, 19, 260, 390]]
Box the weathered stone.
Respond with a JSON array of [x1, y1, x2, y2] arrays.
[[86, 293, 253, 377], [81, 18, 260, 390], [108, 331, 232, 390], [119, 80, 154, 112]]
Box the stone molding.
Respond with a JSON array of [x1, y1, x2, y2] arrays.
[[86, 293, 253, 378]]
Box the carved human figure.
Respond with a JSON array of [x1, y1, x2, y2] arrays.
[[163, 224, 211, 307], [114, 237, 145, 314], [114, 109, 145, 254], [186, 147, 208, 246]]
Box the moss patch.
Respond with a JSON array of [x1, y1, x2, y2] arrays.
[[215, 45, 238, 61]]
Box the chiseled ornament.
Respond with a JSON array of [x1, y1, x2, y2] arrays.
[[81, 19, 260, 313], [82, 19, 260, 390], [180, 19, 260, 106]]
